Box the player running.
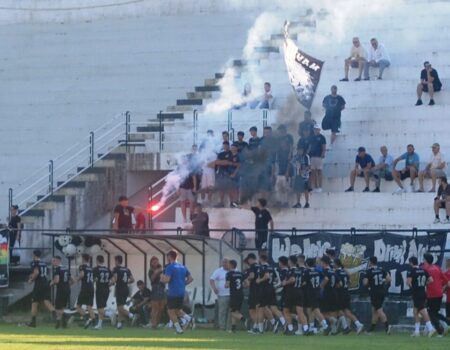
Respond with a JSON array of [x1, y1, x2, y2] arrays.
[[290, 255, 309, 336], [362, 256, 391, 335], [112, 255, 135, 329], [225, 259, 246, 332], [93, 255, 112, 330], [278, 256, 295, 335], [334, 258, 364, 334], [407, 256, 436, 337], [50, 256, 73, 329], [243, 253, 260, 334], [320, 255, 339, 335], [74, 254, 96, 328]]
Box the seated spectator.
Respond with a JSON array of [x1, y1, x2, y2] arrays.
[[215, 141, 232, 207], [433, 177, 450, 224], [392, 144, 420, 194], [191, 203, 210, 237], [370, 146, 394, 192], [234, 83, 255, 109], [418, 143, 446, 192], [309, 124, 326, 193], [248, 126, 260, 151], [416, 61, 442, 106], [322, 85, 346, 145], [340, 37, 367, 81], [345, 147, 375, 192], [298, 110, 315, 136], [130, 280, 151, 327], [364, 38, 390, 80], [235, 131, 248, 152], [257, 82, 274, 109], [291, 146, 311, 208], [274, 139, 292, 208]]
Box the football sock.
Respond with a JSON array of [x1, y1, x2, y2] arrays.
[[355, 320, 363, 328], [174, 322, 182, 332], [384, 322, 389, 331], [303, 324, 309, 332], [97, 320, 103, 327], [321, 320, 327, 328], [415, 322, 420, 333], [288, 324, 294, 331], [258, 323, 264, 332], [426, 321, 433, 332], [183, 314, 192, 322], [270, 319, 275, 326], [128, 313, 134, 319], [339, 316, 348, 329], [279, 316, 286, 325]]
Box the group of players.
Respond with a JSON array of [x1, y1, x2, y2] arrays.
[[226, 250, 449, 337]]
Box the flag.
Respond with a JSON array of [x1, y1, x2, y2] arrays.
[[283, 22, 324, 110]]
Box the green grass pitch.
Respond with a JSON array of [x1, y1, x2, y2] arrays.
[[0, 324, 447, 350]]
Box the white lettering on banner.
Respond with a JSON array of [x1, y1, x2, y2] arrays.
[[388, 269, 401, 293], [271, 238, 302, 261], [294, 52, 321, 71], [374, 239, 407, 264], [303, 239, 332, 258]]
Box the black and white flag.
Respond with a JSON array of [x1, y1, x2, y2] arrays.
[[283, 22, 324, 110]]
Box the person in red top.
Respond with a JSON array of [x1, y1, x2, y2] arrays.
[[445, 258, 450, 324], [422, 253, 449, 335]]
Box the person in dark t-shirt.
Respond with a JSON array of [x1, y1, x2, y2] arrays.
[[416, 61, 442, 106], [309, 125, 327, 193], [215, 141, 232, 207], [248, 126, 261, 151], [244, 198, 274, 250], [225, 259, 246, 332], [434, 176, 450, 223], [75, 254, 95, 328], [243, 253, 260, 333], [112, 255, 135, 329], [51, 256, 72, 329], [298, 110, 315, 137], [235, 131, 249, 153], [191, 203, 210, 237], [113, 196, 136, 233], [345, 147, 376, 192], [93, 255, 112, 330], [322, 85, 346, 145], [131, 280, 151, 326], [8, 205, 21, 262], [407, 256, 436, 337]]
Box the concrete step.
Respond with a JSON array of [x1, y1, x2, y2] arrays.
[[176, 98, 203, 106], [195, 85, 220, 92], [186, 91, 212, 99], [77, 167, 107, 174], [204, 78, 220, 86], [20, 209, 45, 217], [136, 125, 163, 133], [157, 112, 184, 120], [57, 181, 86, 188]]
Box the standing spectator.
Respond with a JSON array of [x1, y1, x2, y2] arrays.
[[309, 124, 327, 193], [299, 110, 316, 137], [148, 257, 166, 329], [433, 177, 450, 224], [215, 141, 232, 208], [274, 139, 292, 208], [370, 146, 394, 192], [418, 143, 447, 192], [422, 253, 450, 335], [248, 126, 260, 151], [392, 144, 420, 194], [113, 196, 136, 233], [222, 131, 230, 144], [258, 127, 276, 197], [199, 132, 216, 205], [191, 203, 210, 237], [161, 250, 194, 334], [210, 258, 231, 331], [345, 147, 375, 192], [178, 158, 198, 223], [277, 124, 294, 153], [258, 82, 274, 109], [130, 280, 151, 327], [416, 61, 442, 106], [322, 85, 346, 145], [364, 38, 391, 80], [241, 198, 274, 250], [8, 205, 21, 262], [228, 144, 241, 207], [340, 37, 368, 81], [235, 131, 248, 152], [291, 146, 311, 208], [297, 125, 312, 155]]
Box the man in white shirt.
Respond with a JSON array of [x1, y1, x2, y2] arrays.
[[370, 146, 394, 192], [364, 38, 391, 80], [340, 37, 368, 82], [418, 143, 447, 192], [210, 258, 230, 330]]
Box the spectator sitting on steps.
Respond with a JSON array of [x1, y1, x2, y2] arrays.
[[370, 146, 394, 193], [364, 38, 391, 80], [345, 147, 375, 192], [416, 61, 442, 106], [258, 82, 274, 109], [340, 37, 368, 81], [433, 177, 450, 224], [418, 143, 447, 193], [392, 144, 420, 194]]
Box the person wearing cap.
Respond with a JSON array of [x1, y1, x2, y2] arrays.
[[392, 144, 420, 194], [418, 143, 447, 192], [433, 177, 450, 224], [290, 145, 311, 208], [322, 85, 346, 145], [8, 205, 21, 262], [113, 196, 136, 233], [340, 37, 368, 82], [345, 147, 375, 192], [369, 146, 394, 192], [309, 124, 327, 193], [416, 61, 442, 106]]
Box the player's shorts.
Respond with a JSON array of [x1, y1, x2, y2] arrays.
[[282, 289, 296, 309], [96, 286, 110, 309], [258, 287, 277, 307], [446, 302, 450, 318], [320, 291, 338, 313], [310, 157, 324, 170], [304, 290, 320, 309], [337, 290, 351, 310], [32, 281, 51, 303], [77, 288, 94, 307], [55, 288, 70, 309], [248, 287, 259, 309], [412, 292, 427, 311], [115, 287, 129, 306], [230, 293, 244, 312], [370, 290, 386, 310], [167, 296, 184, 310], [422, 83, 441, 93]]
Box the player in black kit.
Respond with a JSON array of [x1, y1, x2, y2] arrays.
[[362, 256, 391, 334], [278, 256, 295, 335], [50, 256, 73, 329], [93, 255, 112, 330], [112, 255, 135, 329], [225, 259, 246, 332], [75, 254, 95, 328], [243, 253, 260, 333], [304, 258, 328, 333], [320, 255, 339, 335], [407, 256, 436, 337], [28, 249, 55, 328]]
